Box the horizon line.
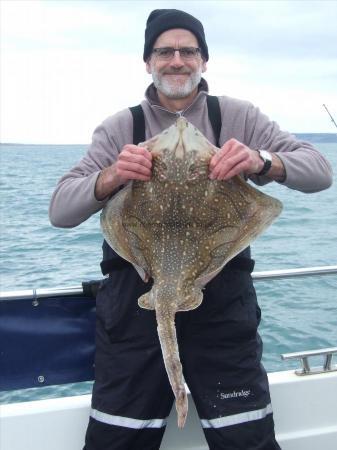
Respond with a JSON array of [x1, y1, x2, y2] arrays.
[[1, 131, 337, 146]]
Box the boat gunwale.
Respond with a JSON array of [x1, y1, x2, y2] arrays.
[[1, 265, 336, 301]]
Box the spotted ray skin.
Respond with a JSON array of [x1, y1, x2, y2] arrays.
[[101, 117, 282, 428]]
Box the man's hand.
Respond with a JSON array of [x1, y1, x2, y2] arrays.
[[209, 139, 263, 181], [95, 145, 152, 201], [115, 145, 152, 183]]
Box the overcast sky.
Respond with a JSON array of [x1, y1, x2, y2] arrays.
[[1, 0, 337, 144]]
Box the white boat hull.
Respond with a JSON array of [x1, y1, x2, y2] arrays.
[[1, 369, 337, 450]]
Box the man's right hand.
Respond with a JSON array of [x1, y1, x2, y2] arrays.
[[95, 145, 152, 201]]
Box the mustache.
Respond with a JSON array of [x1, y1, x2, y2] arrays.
[[162, 69, 191, 75]]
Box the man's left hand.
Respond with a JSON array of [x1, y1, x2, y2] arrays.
[[209, 138, 263, 180]]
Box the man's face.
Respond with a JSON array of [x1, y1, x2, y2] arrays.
[[146, 28, 207, 100]]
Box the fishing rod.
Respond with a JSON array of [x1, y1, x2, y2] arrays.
[[322, 104, 337, 130]]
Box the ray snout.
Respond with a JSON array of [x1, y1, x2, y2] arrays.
[[176, 117, 189, 131]]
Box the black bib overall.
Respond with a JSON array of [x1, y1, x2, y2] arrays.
[[84, 97, 281, 450]]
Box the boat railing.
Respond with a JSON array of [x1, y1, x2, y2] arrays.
[[1, 265, 336, 389], [1, 265, 337, 301], [282, 347, 337, 376]]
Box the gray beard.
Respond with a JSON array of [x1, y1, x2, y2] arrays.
[[151, 68, 202, 99]]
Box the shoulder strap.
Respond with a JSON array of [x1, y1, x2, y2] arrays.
[[130, 96, 222, 147], [129, 105, 146, 145], [206, 95, 222, 147]]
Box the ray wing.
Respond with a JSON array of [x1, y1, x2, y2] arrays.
[[100, 184, 151, 280], [194, 176, 282, 286]]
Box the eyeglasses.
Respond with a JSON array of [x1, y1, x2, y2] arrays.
[[152, 47, 201, 61]]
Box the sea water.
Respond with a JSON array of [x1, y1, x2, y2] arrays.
[[0, 139, 336, 403]]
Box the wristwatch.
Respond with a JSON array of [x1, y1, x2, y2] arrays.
[[256, 150, 272, 176]]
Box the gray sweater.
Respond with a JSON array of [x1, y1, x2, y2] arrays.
[[49, 79, 333, 228]]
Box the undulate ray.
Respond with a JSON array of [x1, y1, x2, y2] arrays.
[[101, 117, 282, 428]]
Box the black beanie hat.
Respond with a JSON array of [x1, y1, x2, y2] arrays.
[[143, 9, 209, 62]]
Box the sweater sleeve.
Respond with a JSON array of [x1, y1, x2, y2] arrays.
[[245, 104, 333, 192], [49, 110, 133, 228]]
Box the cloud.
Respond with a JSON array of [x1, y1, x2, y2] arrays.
[[1, 0, 143, 52], [197, 1, 337, 60], [1, 47, 149, 144]]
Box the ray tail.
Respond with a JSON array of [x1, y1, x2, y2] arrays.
[[155, 297, 188, 428]]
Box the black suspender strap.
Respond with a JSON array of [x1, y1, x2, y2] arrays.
[[206, 95, 222, 147], [129, 105, 146, 144]]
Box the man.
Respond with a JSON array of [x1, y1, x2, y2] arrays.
[[49, 9, 332, 450]]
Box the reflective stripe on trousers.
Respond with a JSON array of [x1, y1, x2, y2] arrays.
[[90, 402, 273, 430], [90, 408, 167, 429], [201, 403, 273, 428]]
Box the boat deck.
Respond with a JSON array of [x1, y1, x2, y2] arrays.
[[1, 369, 337, 450]]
